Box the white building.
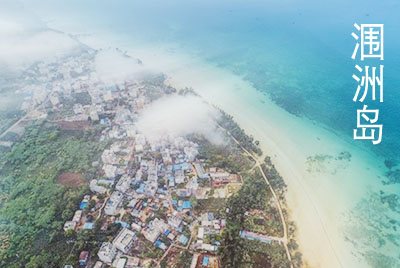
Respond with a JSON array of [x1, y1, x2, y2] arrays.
[[174, 169, 185, 184], [103, 164, 118, 178], [73, 103, 84, 114], [143, 218, 168, 243], [102, 150, 118, 165], [63, 221, 76, 232], [168, 216, 183, 229], [90, 180, 107, 194], [116, 258, 127, 268], [113, 228, 137, 254], [105, 191, 124, 216], [90, 110, 99, 121], [116, 175, 132, 193], [197, 227, 204, 240], [72, 210, 82, 223], [201, 243, 217, 251], [97, 242, 117, 264]]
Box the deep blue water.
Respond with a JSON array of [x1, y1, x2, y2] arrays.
[[22, 0, 400, 163]]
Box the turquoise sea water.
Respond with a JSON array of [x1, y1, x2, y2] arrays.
[[8, 0, 400, 267], [25, 0, 400, 160]]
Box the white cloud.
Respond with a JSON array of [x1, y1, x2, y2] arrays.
[[0, 30, 81, 68], [136, 94, 225, 144], [0, 6, 81, 71], [94, 49, 156, 84]]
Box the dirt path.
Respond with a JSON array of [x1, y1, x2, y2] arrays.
[[0, 112, 31, 139], [219, 125, 293, 268], [0, 97, 48, 139]]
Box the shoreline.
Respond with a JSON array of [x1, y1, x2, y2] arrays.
[[46, 31, 400, 267], [218, 122, 293, 267], [83, 40, 368, 267], [2, 3, 400, 266], [143, 48, 395, 268], [168, 79, 348, 268]]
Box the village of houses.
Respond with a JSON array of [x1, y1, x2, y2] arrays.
[[63, 135, 242, 268], [8, 49, 280, 268], [60, 78, 243, 268], [15, 49, 243, 268]]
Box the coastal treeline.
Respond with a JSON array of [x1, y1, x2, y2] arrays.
[[192, 134, 253, 174], [218, 111, 262, 156], [194, 119, 300, 268], [219, 171, 290, 268], [262, 156, 287, 198]]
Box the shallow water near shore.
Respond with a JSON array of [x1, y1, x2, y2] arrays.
[[135, 49, 400, 268], [14, 0, 400, 267]]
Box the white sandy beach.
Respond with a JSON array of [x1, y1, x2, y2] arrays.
[[56, 30, 399, 267], [121, 45, 399, 268]]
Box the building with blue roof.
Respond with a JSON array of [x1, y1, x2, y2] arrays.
[[157, 188, 168, 194], [79, 202, 88, 210], [155, 240, 167, 250], [240, 230, 273, 244], [178, 234, 189, 245], [83, 222, 95, 230], [194, 163, 208, 179], [202, 256, 209, 266], [182, 201, 192, 209], [136, 183, 145, 194], [172, 163, 192, 171]]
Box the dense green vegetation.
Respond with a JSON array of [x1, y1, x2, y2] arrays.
[[262, 156, 287, 198], [176, 250, 193, 267], [219, 172, 290, 268], [218, 111, 262, 156], [193, 134, 253, 174], [0, 84, 25, 136], [196, 198, 227, 215], [191, 121, 296, 268], [0, 110, 25, 137], [0, 120, 107, 267]]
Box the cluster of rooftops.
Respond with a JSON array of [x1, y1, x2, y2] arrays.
[[29, 50, 244, 268]]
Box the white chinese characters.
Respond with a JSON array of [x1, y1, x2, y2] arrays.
[[351, 23, 384, 145], [351, 23, 384, 60], [353, 105, 382, 145], [352, 64, 383, 102]]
